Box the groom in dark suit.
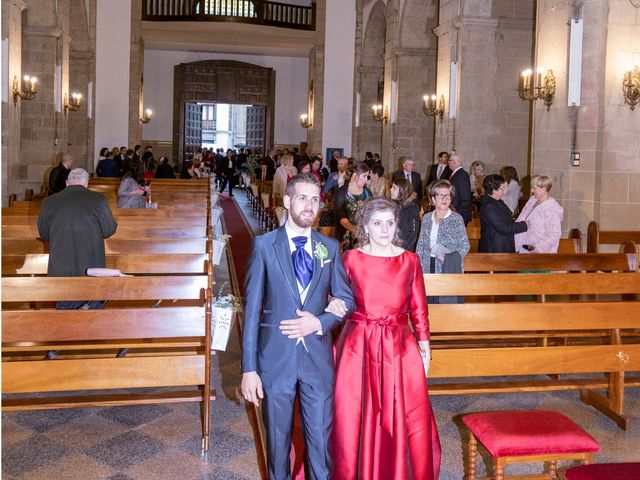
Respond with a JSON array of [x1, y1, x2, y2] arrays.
[[241, 173, 355, 480]]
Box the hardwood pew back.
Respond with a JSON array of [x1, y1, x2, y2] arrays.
[[425, 272, 640, 429], [587, 221, 640, 253], [466, 227, 583, 253], [463, 253, 637, 272]]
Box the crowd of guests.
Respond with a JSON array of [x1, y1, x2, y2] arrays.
[[252, 148, 564, 266]]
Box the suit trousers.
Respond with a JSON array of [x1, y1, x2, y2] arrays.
[[263, 341, 334, 480]]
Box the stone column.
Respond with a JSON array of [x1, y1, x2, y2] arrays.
[[305, 0, 326, 156], [20, 0, 66, 194], [128, 0, 143, 146], [1, 0, 27, 204], [533, 0, 640, 236], [434, 0, 533, 177]]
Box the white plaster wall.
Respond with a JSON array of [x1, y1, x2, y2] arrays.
[[322, 0, 356, 156], [94, 0, 131, 161], [141, 50, 309, 146]]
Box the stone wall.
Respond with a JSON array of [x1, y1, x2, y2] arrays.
[[533, 0, 640, 236]]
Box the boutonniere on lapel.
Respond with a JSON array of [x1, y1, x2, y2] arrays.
[[313, 241, 330, 267]]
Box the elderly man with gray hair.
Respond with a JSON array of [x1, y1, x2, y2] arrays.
[[38, 168, 117, 315], [447, 153, 472, 225]]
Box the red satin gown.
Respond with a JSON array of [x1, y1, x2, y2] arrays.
[[332, 249, 441, 480]]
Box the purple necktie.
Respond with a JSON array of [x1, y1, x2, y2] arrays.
[[291, 236, 313, 289]]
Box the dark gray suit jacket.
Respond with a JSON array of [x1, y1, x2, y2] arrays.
[[37, 185, 117, 276], [242, 226, 355, 387]]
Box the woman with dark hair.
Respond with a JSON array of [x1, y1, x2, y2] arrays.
[[332, 197, 441, 480], [368, 163, 388, 197], [333, 161, 372, 250], [117, 159, 149, 208], [416, 179, 469, 276], [500, 165, 522, 214], [478, 174, 528, 252], [297, 159, 312, 174], [390, 178, 421, 251]]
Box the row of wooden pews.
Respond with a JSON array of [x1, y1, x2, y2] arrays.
[[426, 252, 640, 430], [2, 177, 219, 450]]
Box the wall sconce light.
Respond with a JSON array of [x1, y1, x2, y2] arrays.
[[140, 108, 153, 124], [12, 75, 38, 103], [517, 67, 556, 110], [64, 92, 82, 112], [300, 113, 312, 128], [372, 104, 388, 123], [622, 65, 640, 111], [422, 94, 445, 120]]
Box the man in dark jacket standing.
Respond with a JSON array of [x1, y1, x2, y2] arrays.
[[48, 153, 74, 195], [392, 156, 423, 204], [447, 154, 472, 225]]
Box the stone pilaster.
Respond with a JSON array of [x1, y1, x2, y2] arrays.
[[307, 0, 326, 155], [1, 0, 27, 205], [128, 0, 143, 146]]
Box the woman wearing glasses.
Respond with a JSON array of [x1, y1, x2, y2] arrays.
[[416, 180, 470, 281]]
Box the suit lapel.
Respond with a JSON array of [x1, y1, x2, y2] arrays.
[[302, 231, 324, 307], [273, 227, 302, 306]]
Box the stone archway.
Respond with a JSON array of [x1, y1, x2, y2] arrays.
[[173, 60, 276, 163], [357, 1, 386, 158]]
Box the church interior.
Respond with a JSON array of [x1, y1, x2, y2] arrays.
[[2, 0, 640, 479]]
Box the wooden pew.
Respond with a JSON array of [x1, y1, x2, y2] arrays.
[[2, 253, 211, 275], [2, 237, 211, 255], [3, 224, 211, 240], [425, 272, 640, 430], [463, 252, 637, 273], [587, 221, 640, 253], [2, 274, 214, 449], [466, 227, 583, 253]]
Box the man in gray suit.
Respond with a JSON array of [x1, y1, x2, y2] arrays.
[[241, 173, 355, 480]]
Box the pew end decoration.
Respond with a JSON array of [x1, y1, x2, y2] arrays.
[[211, 231, 231, 265], [211, 282, 241, 352]]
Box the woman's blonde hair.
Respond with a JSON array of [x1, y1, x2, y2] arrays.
[[531, 175, 552, 192]]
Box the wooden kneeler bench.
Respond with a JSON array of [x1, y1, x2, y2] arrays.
[[2, 275, 215, 450]]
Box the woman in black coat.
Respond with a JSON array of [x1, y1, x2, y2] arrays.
[[478, 174, 527, 253], [391, 178, 421, 251]]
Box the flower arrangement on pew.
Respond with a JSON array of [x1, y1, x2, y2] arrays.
[[211, 230, 231, 265], [211, 281, 242, 351]]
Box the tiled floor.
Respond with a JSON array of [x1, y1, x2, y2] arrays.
[[3, 191, 639, 479]]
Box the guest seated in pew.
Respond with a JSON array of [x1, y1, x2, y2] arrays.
[[37, 167, 118, 358], [416, 179, 470, 275], [515, 175, 563, 253], [478, 174, 528, 253], [118, 160, 149, 208]]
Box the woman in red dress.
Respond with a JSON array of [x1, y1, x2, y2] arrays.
[[332, 197, 441, 480]]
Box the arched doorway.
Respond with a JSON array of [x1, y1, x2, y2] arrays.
[[173, 60, 276, 164]]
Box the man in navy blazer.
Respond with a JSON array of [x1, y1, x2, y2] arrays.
[[392, 156, 423, 203], [448, 153, 472, 225], [241, 173, 355, 480]]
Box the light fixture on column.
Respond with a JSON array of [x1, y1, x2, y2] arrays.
[[12, 75, 38, 103], [372, 104, 388, 123], [622, 65, 640, 111], [140, 108, 153, 124], [64, 92, 82, 112], [422, 94, 445, 120], [300, 113, 312, 128], [517, 67, 556, 110]]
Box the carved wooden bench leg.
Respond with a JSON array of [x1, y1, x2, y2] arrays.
[[468, 433, 477, 480]]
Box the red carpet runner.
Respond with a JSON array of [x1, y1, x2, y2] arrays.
[[218, 193, 306, 480]]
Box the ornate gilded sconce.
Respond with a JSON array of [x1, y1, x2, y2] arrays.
[[300, 113, 312, 128], [12, 75, 38, 103], [372, 104, 388, 123], [140, 108, 153, 124], [422, 94, 445, 120], [64, 92, 82, 112], [517, 67, 556, 110], [622, 65, 640, 110]]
